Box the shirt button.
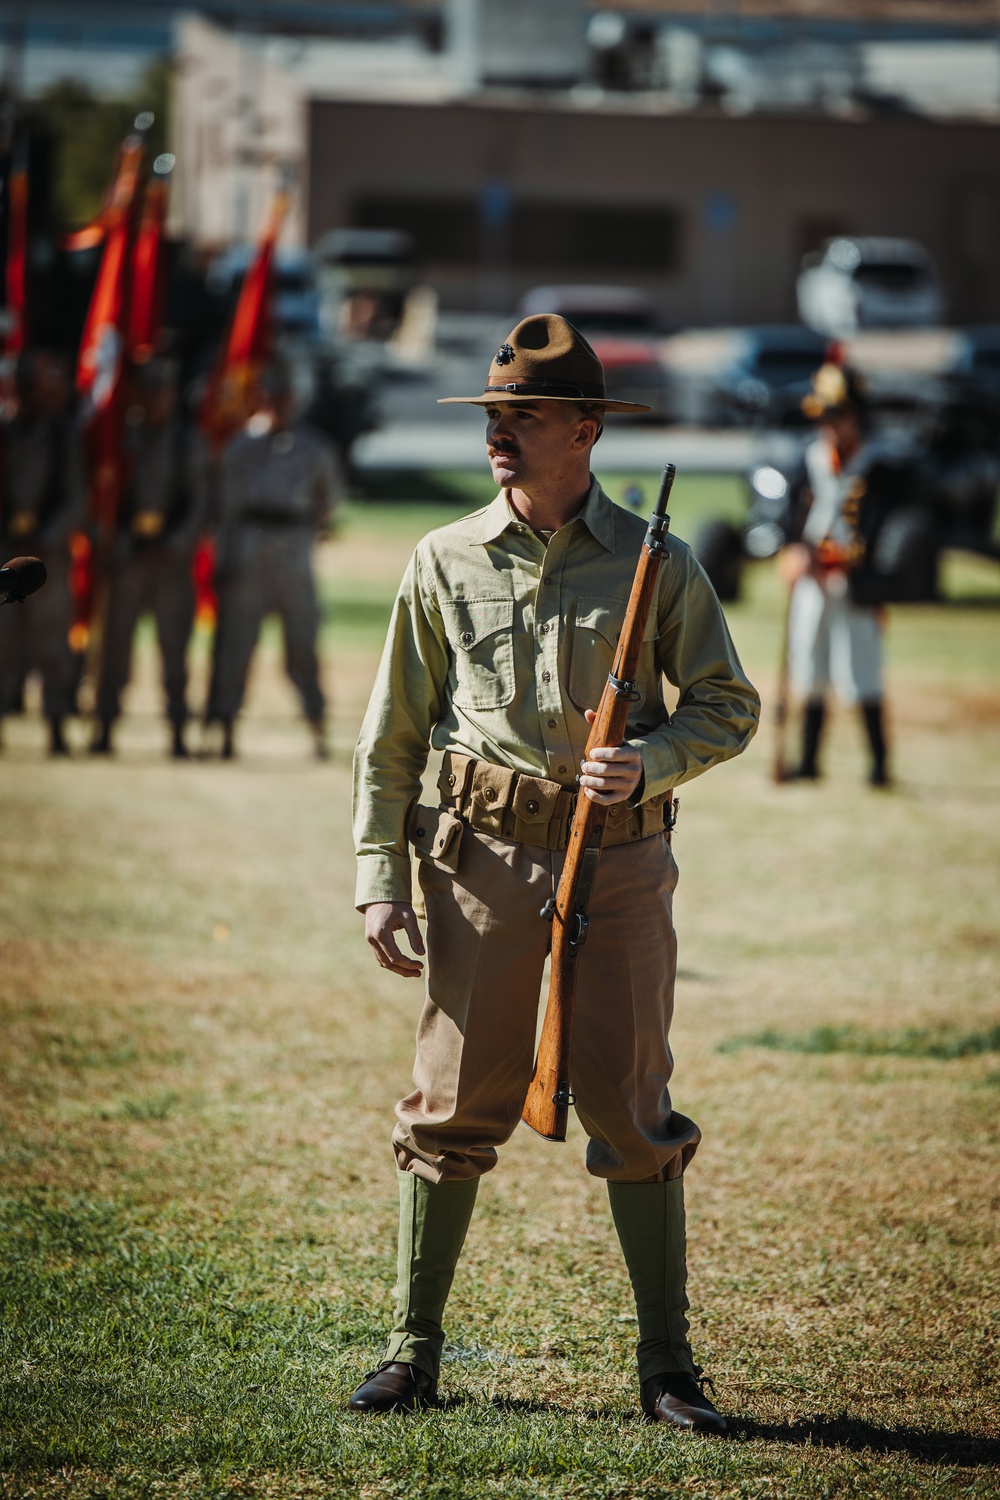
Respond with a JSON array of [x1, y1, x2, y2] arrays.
[[539, 623, 550, 634], [558, 764, 567, 774], [547, 719, 557, 728], [542, 670, 551, 682], [460, 630, 473, 645]]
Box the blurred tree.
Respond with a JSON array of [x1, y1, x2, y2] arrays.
[[32, 60, 169, 230]]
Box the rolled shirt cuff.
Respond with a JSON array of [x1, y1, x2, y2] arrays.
[[630, 737, 682, 803], [355, 851, 413, 910]]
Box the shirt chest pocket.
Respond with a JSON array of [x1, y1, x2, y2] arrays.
[[441, 597, 516, 711], [568, 597, 655, 711]]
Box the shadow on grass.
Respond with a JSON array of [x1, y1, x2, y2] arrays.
[[729, 1414, 999, 1466], [450, 1399, 999, 1467]]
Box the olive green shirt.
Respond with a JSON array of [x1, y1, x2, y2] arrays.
[[353, 477, 760, 908]]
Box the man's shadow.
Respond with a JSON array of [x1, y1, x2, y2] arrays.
[[454, 1398, 998, 1465], [727, 1414, 997, 1466]]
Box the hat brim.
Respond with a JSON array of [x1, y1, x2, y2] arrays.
[[437, 393, 653, 415]]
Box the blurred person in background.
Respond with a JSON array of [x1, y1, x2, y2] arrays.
[[91, 357, 208, 759], [0, 349, 84, 756], [778, 360, 907, 786], [205, 354, 340, 760]]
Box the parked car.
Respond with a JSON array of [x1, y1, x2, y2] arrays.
[[950, 326, 1000, 401], [706, 325, 829, 427], [516, 284, 671, 420], [205, 246, 323, 338], [313, 228, 416, 343], [797, 237, 944, 336]]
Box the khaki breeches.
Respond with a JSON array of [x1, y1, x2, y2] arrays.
[[393, 826, 701, 1186]]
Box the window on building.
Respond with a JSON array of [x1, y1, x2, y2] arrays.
[[512, 203, 677, 272], [352, 194, 680, 273], [354, 196, 479, 263]]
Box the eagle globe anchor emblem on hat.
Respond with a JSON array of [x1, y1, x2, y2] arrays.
[[440, 313, 653, 414]]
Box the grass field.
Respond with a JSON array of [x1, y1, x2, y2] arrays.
[[1, 472, 998, 1499]]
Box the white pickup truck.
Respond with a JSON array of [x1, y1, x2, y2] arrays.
[[797, 237, 945, 336]]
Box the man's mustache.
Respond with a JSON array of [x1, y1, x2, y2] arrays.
[[488, 442, 520, 459]]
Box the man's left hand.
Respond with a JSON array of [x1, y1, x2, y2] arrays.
[[579, 709, 644, 805]]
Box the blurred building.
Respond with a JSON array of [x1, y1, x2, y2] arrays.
[[10, 1, 1000, 321]]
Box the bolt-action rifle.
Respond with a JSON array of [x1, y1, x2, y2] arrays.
[[521, 464, 676, 1142]]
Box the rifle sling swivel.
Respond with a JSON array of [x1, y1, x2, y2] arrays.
[[609, 672, 640, 702]]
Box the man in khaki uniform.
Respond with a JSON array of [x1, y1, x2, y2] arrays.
[[0, 350, 84, 756], [350, 316, 759, 1432], [91, 359, 208, 759], [205, 357, 339, 760]]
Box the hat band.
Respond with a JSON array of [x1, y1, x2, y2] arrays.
[[484, 379, 607, 400]]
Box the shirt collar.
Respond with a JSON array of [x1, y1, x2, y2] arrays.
[[472, 474, 616, 553]]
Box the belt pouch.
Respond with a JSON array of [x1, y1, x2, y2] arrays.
[[468, 761, 514, 838], [510, 774, 564, 848], [406, 803, 464, 873]]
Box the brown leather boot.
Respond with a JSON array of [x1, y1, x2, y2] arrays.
[[347, 1361, 437, 1414], [641, 1371, 728, 1436]]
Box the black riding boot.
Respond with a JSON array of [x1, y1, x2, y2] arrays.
[[861, 700, 890, 787], [89, 718, 113, 755], [48, 717, 70, 757], [790, 700, 825, 780]]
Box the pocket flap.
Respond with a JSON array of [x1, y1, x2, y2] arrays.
[[441, 597, 514, 651], [406, 803, 464, 872], [574, 597, 623, 648], [511, 776, 561, 823]]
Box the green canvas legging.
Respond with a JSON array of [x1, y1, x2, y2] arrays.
[[385, 1170, 696, 1382]]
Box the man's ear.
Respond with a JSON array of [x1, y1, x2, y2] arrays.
[[572, 416, 602, 450]]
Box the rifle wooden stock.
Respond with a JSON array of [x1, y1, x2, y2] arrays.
[[521, 465, 676, 1142]]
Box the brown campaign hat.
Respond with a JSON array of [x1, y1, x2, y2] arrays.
[[438, 312, 652, 414]]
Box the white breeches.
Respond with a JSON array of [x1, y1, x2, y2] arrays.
[[788, 573, 883, 704]]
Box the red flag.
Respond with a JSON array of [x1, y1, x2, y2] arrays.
[[5, 131, 28, 360], [192, 537, 217, 628], [128, 154, 173, 363], [199, 183, 291, 453], [76, 124, 146, 534]]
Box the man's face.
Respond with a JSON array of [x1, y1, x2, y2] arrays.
[[485, 401, 596, 490]]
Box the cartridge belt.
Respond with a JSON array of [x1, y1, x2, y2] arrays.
[[437, 750, 675, 852]]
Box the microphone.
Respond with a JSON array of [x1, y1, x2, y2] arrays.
[[0, 556, 47, 605]]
